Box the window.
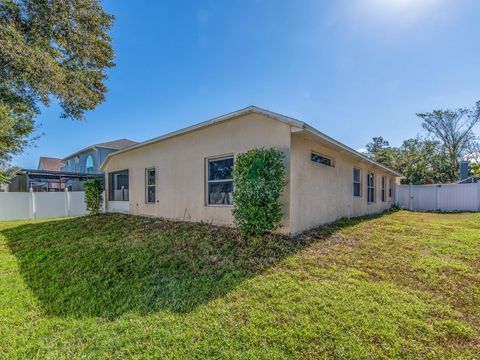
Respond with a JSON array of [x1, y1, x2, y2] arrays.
[[145, 168, 156, 203], [207, 156, 233, 205], [86, 155, 94, 173], [108, 170, 129, 201], [311, 152, 333, 167], [389, 178, 394, 198], [74, 157, 80, 172], [367, 172, 375, 203], [381, 176, 386, 202], [353, 168, 361, 197]]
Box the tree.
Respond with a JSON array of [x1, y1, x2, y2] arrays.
[[396, 138, 451, 185], [365, 136, 400, 170], [465, 140, 480, 177], [0, 0, 114, 179], [471, 163, 480, 177], [0, 100, 37, 183], [232, 148, 287, 236], [417, 101, 480, 182], [84, 178, 103, 215], [365, 136, 451, 185], [365, 136, 390, 157]]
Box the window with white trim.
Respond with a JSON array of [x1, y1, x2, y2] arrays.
[[367, 172, 375, 203], [389, 178, 394, 198], [311, 152, 333, 167], [353, 168, 361, 197], [146, 168, 156, 203], [207, 156, 233, 205], [381, 176, 386, 202]]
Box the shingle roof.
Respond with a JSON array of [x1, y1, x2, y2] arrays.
[[93, 139, 139, 150], [38, 157, 65, 171], [62, 138, 138, 160]]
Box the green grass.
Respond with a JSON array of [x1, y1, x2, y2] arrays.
[[0, 211, 479, 359]]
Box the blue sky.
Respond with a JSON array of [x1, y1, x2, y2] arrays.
[[14, 0, 480, 168]]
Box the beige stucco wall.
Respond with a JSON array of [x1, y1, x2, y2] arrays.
[[289, 132, 397, 235], [103, 113, 293, 233]]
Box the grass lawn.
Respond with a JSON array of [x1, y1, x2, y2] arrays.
[[0, 211, 479, 358]]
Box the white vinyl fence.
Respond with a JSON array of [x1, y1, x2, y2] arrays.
[[0, 191, 102, 221], [396, 183, 480, 212]]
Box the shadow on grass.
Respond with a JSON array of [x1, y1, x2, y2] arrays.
[[2, 212, 391, 319]]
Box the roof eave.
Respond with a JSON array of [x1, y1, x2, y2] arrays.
[[302, 125, 403, 177], [100, 106, 402, 177], [100, 106, 265, 170]]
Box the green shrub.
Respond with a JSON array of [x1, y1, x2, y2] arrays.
[[84, 178, 104, 215], [232, 148, 287, 236]]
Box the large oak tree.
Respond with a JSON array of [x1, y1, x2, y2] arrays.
[[0, 0, 114, 181], [417, 101, 480, 182]]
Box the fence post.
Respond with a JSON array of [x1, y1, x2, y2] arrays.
[[478, 183, 480, 212], [65, 188, 70, 217], [29, 187, 35, 220], [393, 183, 400, 206], [435, 185, 440, 211], [409, 185, 413, 211]]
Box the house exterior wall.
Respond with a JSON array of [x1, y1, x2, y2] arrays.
[[289, 132, 397, 234], [103, 113, 293, 232]]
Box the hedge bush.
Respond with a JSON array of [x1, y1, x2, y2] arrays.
[[84, 178, 103, 215], [232, 148, 286, 236]]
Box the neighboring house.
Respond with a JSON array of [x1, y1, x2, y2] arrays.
[[61, 139, 138, 174], [38, 157, 65, 171], [101, 106, 401, 235], [6, 139, 137, 192]]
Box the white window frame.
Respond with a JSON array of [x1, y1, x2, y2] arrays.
[[145, 167, 156, 204], [381, 176, 386, 202], [206, 154, 234, 207], [389, 178, 394, 198], [353, 168, 362, 197], [367, 172, 375, 203]]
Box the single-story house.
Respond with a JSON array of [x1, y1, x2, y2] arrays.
[[101, 106, 401, 235]]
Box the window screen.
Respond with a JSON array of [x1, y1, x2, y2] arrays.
[[311, 152, 333, 167], [367, 172, 375, 203], [207, 156, 233, 205], [381, 176, 386, 202], [353, 168, 361, 197], [146, 168, 156, 203], [108, 170, 129, 201]]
